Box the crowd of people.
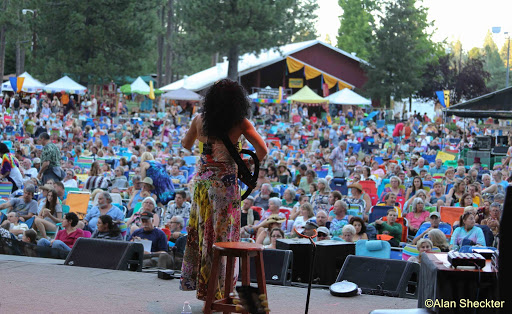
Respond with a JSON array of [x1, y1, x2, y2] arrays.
[[0, 87, 509, 273]]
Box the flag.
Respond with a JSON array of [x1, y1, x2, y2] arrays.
[[443, 90, 450, 108], [149, 80, 155, 100], [436, 91, 446, 107], [277, 86, 283, 103]]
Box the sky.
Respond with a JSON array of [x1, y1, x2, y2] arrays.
[[316, 0, 512, 52]]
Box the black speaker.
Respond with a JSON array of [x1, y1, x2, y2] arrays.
[[336, 255, 420, 299], [276, 239, 355, 285], [248, 249, 293, 286], [474, 136, 492, 150], [64, 238, 144, 271]]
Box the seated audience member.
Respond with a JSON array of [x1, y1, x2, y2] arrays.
[[429, 181, 447, 207], [264, 228, 284, 249], [129, 212, 171, 268], [427, 229, 449, 252], [374, 209, 402, 247], [281, 188, 297, 208], [127, 197, 160, 234], [405, 197, 430, 235], [292, 202, 314, 234], [0, 185, 38, 228], [34, 188, 63, 239], [5, 212, 29, 238], [329, 200, 351, 237], [350, 216, 368, 241], [255, 214, 286, 246], [62, 169, 78, 188], [127, 177, 156, 215], [82, 192, 124, 232], [408, 238, 433, 264], [480, 202, 501, 236], [450, 212, 486, 251], [165, 190, 191, 220], [240, 196, 260, 237], [253, 183, 272, 210], [91, 214, 123, 240], [22, 229, 37, 245], [346, 183, 372, 215], [412, 211, 451, 244], [455, 192, 477, 208], [169, 164, 187, 185], [340, 224, 356, 242], [383, 176, 405, 197], [21, 159, 38, 182], [163, 215, 186, 243], [54, 181, 67, 204], [110, 166, 128, 190], [314, 210, 330, 229], [377, 192, 402, 217], [316, 226, 331, 241], [326, 190, 342, 213], [260, 197, 286, 221], [84, 161, 110, 190], [37, 213, 84, 253], [310, 178, 331, 214], [290, 195, 309, 220]]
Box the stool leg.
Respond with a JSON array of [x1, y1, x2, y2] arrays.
[[254, 251, 267, 298], [224, 255, 235, 297], [241, 253, 250, 286], [204, 249, 221, 314]]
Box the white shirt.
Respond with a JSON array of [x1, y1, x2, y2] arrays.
[[63, 179, 78, 188], [23, 167, 38, 181]]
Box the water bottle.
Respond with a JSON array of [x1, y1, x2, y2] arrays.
[[181, 301, 192, 314]]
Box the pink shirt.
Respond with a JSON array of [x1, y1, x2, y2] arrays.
[[55, 229, 84, 248], [405, 211, 429, 229]]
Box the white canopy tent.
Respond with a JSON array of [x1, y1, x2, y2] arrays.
[[130, 76, 151, 94], [1, 72, 45, 93], [161, 88, 202, 101], [45, 75, 87, 94], [325, 88, 371, 106]]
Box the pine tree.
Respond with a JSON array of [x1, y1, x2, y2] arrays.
[[482, 31, 506, 90], [364, 0, 435, 107], [179, 0, 318, 81], [336, 0, 375, 60]]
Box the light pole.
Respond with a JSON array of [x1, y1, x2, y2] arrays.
[[22, 9, 37, 59], [492, 26, 510, 88]]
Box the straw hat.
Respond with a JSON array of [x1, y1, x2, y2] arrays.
[[262, 214, 286, 227], [347, 183, 363, 193], [141, 177, 155, 189]]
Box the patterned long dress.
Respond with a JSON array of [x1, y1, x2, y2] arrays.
[[180, 141, 241, 301], [145, 160, 175, 205]]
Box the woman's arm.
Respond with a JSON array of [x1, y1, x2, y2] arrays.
[[255, 229, 267, 245], [140, 162, 148, 179], [241, 119, 268, 161], [181, 115, 199, 151]]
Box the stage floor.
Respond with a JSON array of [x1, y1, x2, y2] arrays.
[[0, 255, 417, 313]]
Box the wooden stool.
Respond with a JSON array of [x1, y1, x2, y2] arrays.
[[204, 242, 268, 314]]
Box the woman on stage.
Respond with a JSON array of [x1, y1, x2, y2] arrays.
[[180, 79, 267, 301]]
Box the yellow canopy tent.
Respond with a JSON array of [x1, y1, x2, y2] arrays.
[[288, 85, 329, 105]]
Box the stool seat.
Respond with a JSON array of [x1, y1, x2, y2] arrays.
[[214, 242, 264, 252], [205, 241, 268, 314]]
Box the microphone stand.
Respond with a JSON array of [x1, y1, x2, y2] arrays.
[[295, 227, 318, 314]]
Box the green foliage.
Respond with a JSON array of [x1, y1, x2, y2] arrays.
[[178, 0, 318, 80], [336, 0, 375, 60], [482, 31, 506, 90], [364, 0, 435, 107], [29, 0, 160, 84]]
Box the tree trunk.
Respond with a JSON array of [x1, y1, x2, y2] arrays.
[[164, 0, 174, 85], [15, 40, 21, 76], [156, 5, 165, 87], [0, 25, 6, 81], [227, 45, 239, 81]]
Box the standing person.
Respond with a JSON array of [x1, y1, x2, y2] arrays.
[[329, 140, 348, 178], [180, 79, 267, 301], [0, 143, 23, 193], [139, 152, 175, 206], [37, 132, 65, 184]]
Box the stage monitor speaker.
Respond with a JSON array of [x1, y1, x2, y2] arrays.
[[492, 146, 509, 155], [336, 255, 420, 299], [248, 249, 293, 286], [474, 136, 492, 151], [496, 136, 509, 147], [64, 238, 144, 271], [276, 239, 355, 285]]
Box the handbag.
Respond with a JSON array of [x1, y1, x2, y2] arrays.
[[219, 134, 260, 200]]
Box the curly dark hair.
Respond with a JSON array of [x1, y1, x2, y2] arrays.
[[349, 216, 367, 235], [202, 79, 250, 138]]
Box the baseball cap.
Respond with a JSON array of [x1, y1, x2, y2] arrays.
[[140, 212, 154, 220], [304, 221, 319, 230], [429, 212, 440, 218], [317, 227, 330, 236]]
